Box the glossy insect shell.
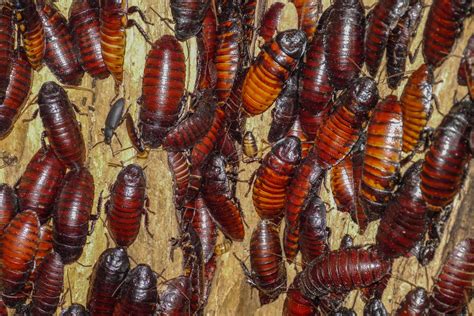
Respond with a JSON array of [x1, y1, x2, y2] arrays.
[[259, 2, 285, 43], [394, 287, 428, 315], [286, 116, 311, 159], [243, 130, 259, 159], [87, 247, 130, 315], [170, 0, 210, 41], [61, 304, 90, 316], [0, 3, 14, 104], [167, 151, 190, 209], [53, 167, 95, 264], [69, 0, 110, 79], [283, 284, 318, 316], [107, 164, 147, 247], [291, 0, 322, 42], [0, 183, 17, 235], [17, 145, 66, 224], [242, 29, 307, 116], [299, 107, 330, 140], [139, 35, 186, 148], [38, 1, 84, 85], [157, 276, 191, 315], [195, 6, 217, 92]]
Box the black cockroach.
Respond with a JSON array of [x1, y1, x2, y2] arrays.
[[363, 299, 388, 316]]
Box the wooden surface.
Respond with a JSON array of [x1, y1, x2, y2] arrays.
[[0, 0, 472, 314]]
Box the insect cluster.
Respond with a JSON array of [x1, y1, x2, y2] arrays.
[[0, 0, 472, 314]]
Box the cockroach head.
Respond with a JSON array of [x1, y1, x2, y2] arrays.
[[277, 30, 307, 59]]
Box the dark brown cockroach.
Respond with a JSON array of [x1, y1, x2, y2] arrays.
[[422, 0, 471, 68], [291, 0, 322, 42], [458, 34, 474, 97], [268, 73, 299, 143], [299, 195, 329, 267], [313, 77, 379, 169], [0, 3, 14, 104], [283, 281, 318, 316], [61, 304, 90, 315], [0, 183, 17, 235], [100, 0, 151, 87], [37, 0, 84, 85], [106, 164, 149, 247], [430, 238, 474, 315], [252, 136, 301, 223], [162, 100, 216, 151], [69, 0, 110, 79], [400, 64, 434, 155], [242, 130, 259, 162], [240, 220, 286, 305], [0, 210, 40, 306], [137, 35, 186, 149], [214, 0, 243, 104], [286, 116, 311, 159], [283, 154, 325, 262], [157, 275, 191, 315], [113, 264, 158, 315], [31, 252, 64, 315], [324, 0, 365, 89], [53, 167, 96, 264], [363, 299, 388, 316], [259, 2, 285, 43], [168, 151, 191, 209], [16, 145, 66, 224], [13, 0, 45, 70], [195, 6, 217, 92], [0, 48, 33, 139], [37, 81, 86, 169], [87, 247, 130, 315], [386, 0, 424, 89], [375, 160, 428, 259], [330, 142, 368, 232], [299, 107, 329, 140], [242, 29, 306, 116], [223, 67, 248, 143], [360, 95, 403, 218], [394, 287, 428, 315], [421, 101, 473, 210], [202, 153, 244, 241], [170, 0, 210, 41], [297, 248, 391, 300], [364, 0, 409, 77], [181, 196, 217, 263]]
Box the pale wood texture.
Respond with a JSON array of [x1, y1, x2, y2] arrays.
[[0, 0, 472, 314]]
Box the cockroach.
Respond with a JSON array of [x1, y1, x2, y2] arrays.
[[364, 0, 409, 77], [13, 0, 45, 70], [202, 153, 244, 241], [0, 210, 40, 306], [125, 113, 147, 155], [137, 35, 186, 149], [61, 304, 90, 316], [242, 130, 259, 162], [195, 6, 217, 92], [170, 0, 210, 41], [201, 253, 217, 311], [283, 282, 318, 316], [252, 136, 302, 223], [375, 160, 428, 259], [157, 276, 191, 315], [430, 238, 474, 315], [0, 3, 14, 104], [214, 0, 243, 104], [168, 151, 191, 209], [422, 0, 471, 68], [458, 34, 474, 96], [421, 101, 473, 210], [324, 0, 365, 89], [0, 183, 17, 235], [299, 107, 329, 140], [299, 29, 333, 115], [240, 220, 286, 305], [223, 67, 248, 143], [37, 0, 84, 85], [31, 252, 64, 315], [242, 0, 257, 63], [106, 164, 149, 247], [242, 29, 306, 116], [268, 73, 299, 143], [37, 81, 86, 169], [386, 0, 424, 89], [400, 64, 434, 155], [87, 247, 130, 315], [162, 100, 216, 151], [69, 0, 109, 79], [363, 298, 388, 316], [100, 97, 126, 147], [53, 167, 95, 264], [0, 48, 33, 139], [394, 287, 428, 315], [313, 77, 379, 169], [291, 0, 322, 42], [283, 154, 325, 262], [360, 95, 403, 218], [299, 195, 329, 267], [286, 116, 311, 159], [113, 264, 158, 315], [297, 248, 391, 299], [259, 2, 285, 43], [181, 196, 217, 263], [185, 165, 202, 203], [100, 0, 152, 87], [16, 145, 66, 224]]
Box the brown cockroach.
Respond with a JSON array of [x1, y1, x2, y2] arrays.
[[291, 0, 322, 42], [195, 6, 217, 92], [223, 67, 248, 143], [283, 281, 319, 316], [242, 130, 259, 162], [394, 287, 428, 315], [157, 276, 191, 315], [299, 107, 330, 141], [0, 2, 14, 103], [168, 151, 191, 209], [0, 183, 17, 235], [170, 0, 210, 41], [259, 2, 285, 43]]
